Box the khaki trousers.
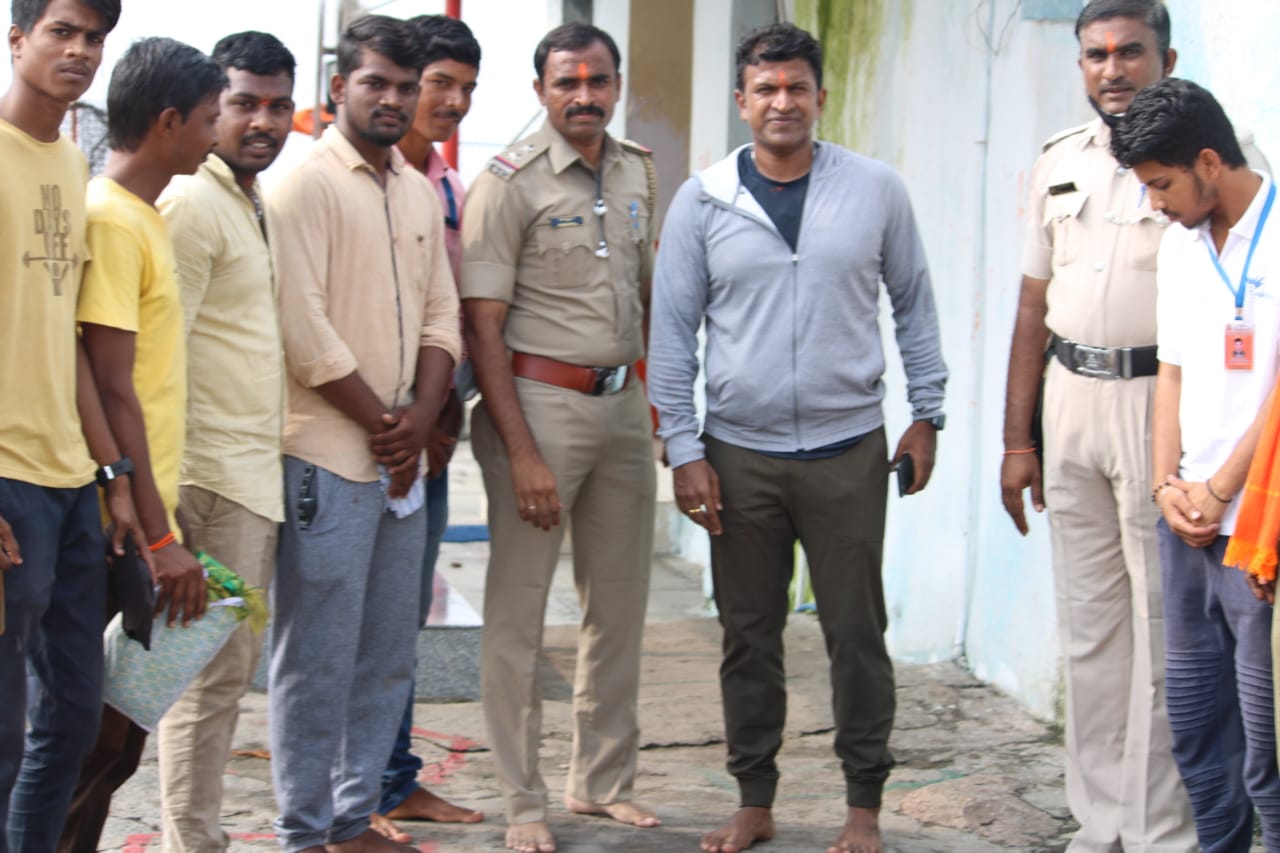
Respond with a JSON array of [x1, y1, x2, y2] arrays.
[[1041, 360, 1195, 852], [156, 486, 278, 853], [472, 378, 655, 825]]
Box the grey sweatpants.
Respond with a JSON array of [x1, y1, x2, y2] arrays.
[[269, 456, 424, 852]]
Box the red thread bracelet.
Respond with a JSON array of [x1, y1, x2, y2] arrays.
[[1003, 447, 1036, 456], [148, 531, 176, 552]]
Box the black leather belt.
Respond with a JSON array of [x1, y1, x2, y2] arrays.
[[1051, 334, 1158, 380]]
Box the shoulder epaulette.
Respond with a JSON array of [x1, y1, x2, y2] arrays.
[[485, 139, 549, 182], [1042, 122, 1091, 152], [618, 138, 653, 156]]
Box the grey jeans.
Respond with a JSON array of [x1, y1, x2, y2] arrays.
[[268, 457, 424, 852]]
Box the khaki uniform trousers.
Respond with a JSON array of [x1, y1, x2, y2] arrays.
[[1042, 360, 1195, 852], [472, 377, 655, 825], [157, 485, 278, 853]]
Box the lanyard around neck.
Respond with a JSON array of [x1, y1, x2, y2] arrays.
[[1206, 179, 1275, 317]]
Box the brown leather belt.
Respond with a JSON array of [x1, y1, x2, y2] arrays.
[[511, 352, 632, 396]]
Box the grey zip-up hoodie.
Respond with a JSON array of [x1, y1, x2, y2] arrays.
[[648, 142, 947, 468]]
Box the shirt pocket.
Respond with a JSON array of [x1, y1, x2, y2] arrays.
[[1044, 190, 1088, 269], [1126, 210, 1166, 271], [534, 222, 598, 289]]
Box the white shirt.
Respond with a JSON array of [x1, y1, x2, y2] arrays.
[[1157, 171, 1278, 534]]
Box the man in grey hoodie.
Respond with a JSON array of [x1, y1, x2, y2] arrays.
[[647, 22, 947, 853]]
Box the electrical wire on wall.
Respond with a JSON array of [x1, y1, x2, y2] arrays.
[[973, 0, 1023, 55]]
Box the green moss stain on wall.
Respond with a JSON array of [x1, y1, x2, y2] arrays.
[[794, 0, 904, 151]]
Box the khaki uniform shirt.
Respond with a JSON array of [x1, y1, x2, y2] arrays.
[[159, 155, 284, 522], [1021, 118, 1269, 347], [460, 121, 655, 366], [270, 126, 462, 483]]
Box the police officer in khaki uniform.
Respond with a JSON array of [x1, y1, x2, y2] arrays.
[[1001, 2, 1267, 850], [459, 21, 658, 853]]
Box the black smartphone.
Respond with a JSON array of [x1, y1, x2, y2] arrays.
[[895, 453, 915, 497], [298, 464, 318, 529]]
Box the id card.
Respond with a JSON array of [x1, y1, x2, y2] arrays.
[[1225, 321, 1254, 371]]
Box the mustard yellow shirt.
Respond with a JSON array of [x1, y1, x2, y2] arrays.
[[0, 118, 96, 488], [159, 155, 284, 522], [77, 177, 186, 524]]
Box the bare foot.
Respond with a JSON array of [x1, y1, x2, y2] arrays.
[[564, 795, 660, 827], [700, 807, 774, 852], [385, 786, 484, 823], [325, 827, 413, 853], [505, 820, 556, 852], [826, 807, 882, 853], [369, 812, 412, 844]]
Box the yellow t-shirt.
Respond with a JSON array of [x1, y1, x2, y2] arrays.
[[0, 119, 96, 488], [77, 177, 186, 523]]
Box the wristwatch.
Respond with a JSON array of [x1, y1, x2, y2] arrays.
[[921, 414, 946, 431], [96, 457, 134, 487]]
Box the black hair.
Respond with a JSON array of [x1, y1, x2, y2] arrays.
[[1075, 0, 1172, 57], [532, 22, 620, 81], [106, 37, 227, 153], [407, 14, 481, 70], [735, 22, 824, 91], [336, 15, 426, 78], [11, 0, 120, 33], [211, 30, 297, 81], [1109, 78, 1246, 169]]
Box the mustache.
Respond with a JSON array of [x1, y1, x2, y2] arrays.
[[241, 132, 279, 150], [373, 108, 408, 122], [57, 61, 92, 76], [565, 104, 605, 119], [434, 109, 464, 122]]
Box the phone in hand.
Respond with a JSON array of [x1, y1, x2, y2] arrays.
[[895, 453, 915, 498]]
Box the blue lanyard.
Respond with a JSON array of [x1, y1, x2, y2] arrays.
[[441, 175, 458, 231], [1206, 179, 1275, 317]]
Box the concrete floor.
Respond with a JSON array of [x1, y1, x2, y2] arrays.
[[94, 438, 1223, 852]]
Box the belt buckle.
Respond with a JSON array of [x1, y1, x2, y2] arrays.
[[590, 366, 627, 396], [1072, 343, 1120, 379]]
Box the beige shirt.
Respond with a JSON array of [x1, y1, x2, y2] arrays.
[[269, 126, 462, 483], [159, 155, 284, 522], [1022, 118, 1269, 347], [460, 121, 655, 366]]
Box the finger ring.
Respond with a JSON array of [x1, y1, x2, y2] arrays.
[[687, 507, 704, 515]]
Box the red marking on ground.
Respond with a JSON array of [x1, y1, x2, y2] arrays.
[[416, 842, 439, 852], [411, 727, 479, 786], [124, 832, 274, 851]]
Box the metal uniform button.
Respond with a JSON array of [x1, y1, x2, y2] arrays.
[[1094, 262, 1105, 272], [1104, 211, 1118, 223]]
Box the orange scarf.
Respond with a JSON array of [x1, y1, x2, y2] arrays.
[[1225, 386, 1280, 581]]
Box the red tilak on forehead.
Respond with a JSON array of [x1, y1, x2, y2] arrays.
[[578, 62, 589, 81], [1106, 30, 1116, 54], [779, 68, 788, 86]]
